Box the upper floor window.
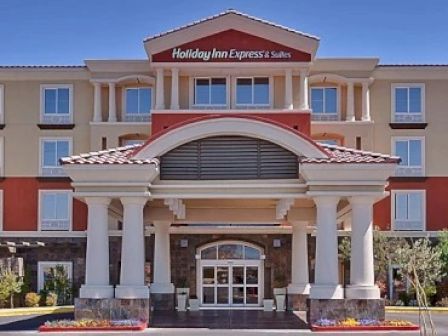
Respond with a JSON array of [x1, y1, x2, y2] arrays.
[[194, 78, 227, 108], [235, 77, 270, 108], [392, 190, 425, 231], [39, 190, 72, 231], [392, 137, 424, 176], [40, 138, 71, 176], [124, 87, 151, 122], [392, 84, 425, 122], [40, 85, 73, 124], [310, 87, 338, 121]]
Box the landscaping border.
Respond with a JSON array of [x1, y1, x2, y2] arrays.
[[311, 325, 420, 332]]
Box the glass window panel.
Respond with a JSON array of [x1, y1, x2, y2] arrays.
[[57, 88, 69, 114], [217, 287, 228, 304], [311, 88, 324, 113], [253, 77, 269, 104], [203, 287, 214, 304], [232, 267, 244, 285], [44, 89, 56, 114], [139, 88, 151, 114], [126, 89, 139, 114], [236, 78, 252, 105], [55, 193, 69, 220], [246, 267, 258, 285], [195, 79, 210, 105], [395, 194, 408, 220], [246, 287, 258, 304], [217, 267, 229, 284], [408, 193, 422, 220], [324, 88, 337, 113], [43, 141, 56, 166], [395, 141, 409, 166], [202, 267, 215, 285], [395, 88, 409, 113], [244, 246, 260, 260], [57, 141, 69, 163], [42, 194, 56, 220], [210, 78, 226, 105], [201, 246, 217, 260], [409, 87, 422, 113], [409, 140, 422, 166], [218, 244, 243, 259], [232, 287, 244, 304]]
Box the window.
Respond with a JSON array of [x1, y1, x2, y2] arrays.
[[392, 190, 425, 231], [310, 87, 338, 121], [40, 138, 71, 176], [236, 77, 270, 107], [124, 87, 152, 122], [388, 265, 410, 302], [40, 85, 73, 124], [122, 139, 145, 146], [39, 190, 72, 231], [194, 78, 227, 107], [38, 261, 72, 291], [391, 84, 425, 122], [392, 137, 424, 176]]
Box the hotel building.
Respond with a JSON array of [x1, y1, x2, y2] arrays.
[[0, 9, 446, 321]]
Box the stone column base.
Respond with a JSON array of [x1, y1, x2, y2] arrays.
[[307, 298, 385, 324], [150, 293, 175, 311], [287, 293, 308, 311], [75, 298, 150, 322]]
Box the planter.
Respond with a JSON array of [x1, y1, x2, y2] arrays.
[[177, 294, 188, 311], [188, 298, 200, 311], [263, 299, 274, 311], [275, 294, 286, 312], [38, 321, 147, 332], [311, 325, 420, 332]]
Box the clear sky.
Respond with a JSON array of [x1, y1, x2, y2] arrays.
[[1, 0, 447, 65]]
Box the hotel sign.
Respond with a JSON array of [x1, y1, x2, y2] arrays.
[[171, 47, 292, 61]]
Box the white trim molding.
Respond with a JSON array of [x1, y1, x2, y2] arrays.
[[391, 83, 425, 123], [39, 84, 74, 124], [38, 261, 73, 291], [38, 189, 73, 232], [39, 137, 73, 177], [391, 136, 425, 176], [391, 189, 426, 231]]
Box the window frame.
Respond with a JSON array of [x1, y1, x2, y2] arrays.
[[37, 261, 73, 291], [391, 190, 426, 231], [39, 137, 72, 176], [391, 136, 425, 176], [38, 189, 73, 231], [391, 83, 425, 122], [192, 77, 229, 108], [40, 84, 73, 124], [234, 76, 273, 109], [122, 86, 154, 121], [309, 86, 340, 120]]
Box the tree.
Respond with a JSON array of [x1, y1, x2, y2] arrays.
[[42, 265, 72, 305], [438, 230, 448, 276], [0, 270, 23, 308]]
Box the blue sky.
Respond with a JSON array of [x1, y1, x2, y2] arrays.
[[1, 0, 447, 65]]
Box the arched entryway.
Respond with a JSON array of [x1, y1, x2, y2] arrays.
[[197, 241, 264, 308]]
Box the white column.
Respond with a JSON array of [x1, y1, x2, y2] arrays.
[[284, 69, 293, 110], [115, 197, 149, 299], [0, 84, 4, 124], [287, 222, 310, 294], [170, 68, 179, 110], [93, 82, 102, 122], [310, 196, 344, 299], [346, 81, 355, 122], [108, 82, 117, 122], [346, 196, 380, 299], [361, 82, 371, 121], [151, 221, 174, 293], [155, 68, 165, 110], [80, 197, 114, 299], [298, 69, 309, 110]]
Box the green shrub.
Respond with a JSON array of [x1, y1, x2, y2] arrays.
[[24, 292, 40, 307]]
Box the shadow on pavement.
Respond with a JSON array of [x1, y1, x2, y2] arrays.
[[0, 312, 73, 331]]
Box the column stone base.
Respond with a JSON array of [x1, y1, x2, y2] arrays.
[[345, 285, 380, 299], [307, 298, 385, 324], [150, 293, 175, 311], [75, 298, 150, 322], [309, 284, 344, 299], [115, 285, 150, 299], [79, 285, 114, 299]]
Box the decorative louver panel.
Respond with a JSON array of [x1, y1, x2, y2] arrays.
[[160, 136, 299, 180]]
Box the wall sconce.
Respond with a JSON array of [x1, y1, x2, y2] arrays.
[[180, 239, 188, 248], [273, 239, 281, 248]]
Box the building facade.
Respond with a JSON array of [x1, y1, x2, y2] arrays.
[[0, 10, 446, 319]]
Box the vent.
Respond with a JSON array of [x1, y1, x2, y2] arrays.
[[160, 136, 299, 180]]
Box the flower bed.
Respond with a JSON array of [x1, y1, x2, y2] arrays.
[[311, 318, 419, 332], [38, 319, 147, 332]]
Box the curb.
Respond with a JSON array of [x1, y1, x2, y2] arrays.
[[386, 306, 448, 313], [0, 306, 74, 317]]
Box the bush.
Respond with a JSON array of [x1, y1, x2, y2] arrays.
[[436, 297, 448, 307], [45, 292, 58, 306], [24, 292, 40, 307]]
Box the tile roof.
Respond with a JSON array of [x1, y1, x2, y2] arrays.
[[61, 143, 399, 166], [144, 9, 319, 42], [60, 144, 157, 165], [0, 65, 86, 69], [301, 144, 400, 164]]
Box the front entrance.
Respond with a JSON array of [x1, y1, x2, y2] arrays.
[[197, 241, 264, 307]]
